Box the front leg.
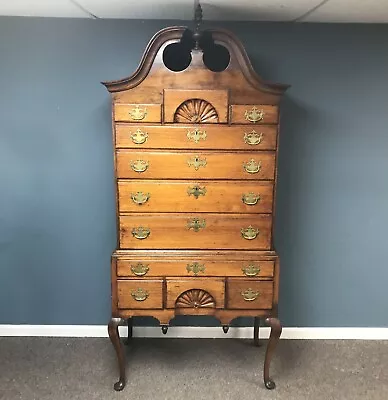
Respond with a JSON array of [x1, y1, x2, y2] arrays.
[[108, 317, 126, 391], [263, 317, 282, 390]]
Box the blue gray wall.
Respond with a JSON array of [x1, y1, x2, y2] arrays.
[[0, 17, 387, 327]]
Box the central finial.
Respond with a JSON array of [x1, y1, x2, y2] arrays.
[[193, 1, 203, 50]]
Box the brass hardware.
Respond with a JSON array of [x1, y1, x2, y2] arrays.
[[241, 225, 260, 240], [131, 227, 151, 240], [187, 155, 207, 170], [241, 288, 260, 301], [242, 264, 261, 277], [187, 128, 207, 143], [130, 159, 149, 173], [187, 218, 206, 232], [243, 159, 261, 174], [242, 192, 260, 206], [131, 128, 148, 144], [131, 288, 149, 301], [186, 262, 206, 276], [244, 106, 264, 123], [129, 105, 147, 121], [244, 130, 263, 145], [131, 191, 150, 205], [187, 185, 207, 199], [130, 263, 150, 276]]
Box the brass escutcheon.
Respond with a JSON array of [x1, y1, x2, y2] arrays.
[[244, 106, 264, 123], [241, 288, 260, 301], [242, 264, 261, 277], [131, 226, 151, 240], [130, 159, 149, 173], [242, 192, 261, 206], [187, 128, 207, 143], [131, 288, 149, 301], [187, 155, 207, 171], [131, 191, 150, 205], [131, 263, 150, 276], [244, 130, 263, 145], [243, 159, 261, 174], [129, 105, 147, 121], [186, 262, 206, 276], [241, 225, 260, 240], [131, 128, 148, 144], [187, 185, 207, 199], [187, 218, 206, 232]]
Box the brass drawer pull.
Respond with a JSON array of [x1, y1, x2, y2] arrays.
[[242, 264, 261, 277], [243, 159, 261, 174], [242, 192, 260, 205], [241, 225, 260, 240], [244, 130, 263, 145], [241, 288, 260, 301], [131, 191, 150, 205], [130, 160, 149, 173], [129, 105, 147, 121], [187, 218, 206, 232], [130, 263, 150, 276], [187, 128, 207, 143], [131, 288, 149, 301], [186, 262, 206, 276], [244, 106, 264, 123], [187, 155, 207, 170], [131, 227, 151, 240], [187, 185, 207, 199], [131, 128, 148, 144]]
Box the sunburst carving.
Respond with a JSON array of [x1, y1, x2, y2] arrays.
[[174, 99, 219, 123], [175, 289, 216, 308]]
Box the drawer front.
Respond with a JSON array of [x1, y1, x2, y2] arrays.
[[115, 124, 278, 150], [118, 180, 274, 214], [230, 105, 278, 125], [116, 151, 276, 180], [117, 279, 163, 309], [227, 279, 274, 309], [117, 259, 274, 278], [166, 278, 225, 309], [114, 104, 161, 123], [119, 213, 272, 250]]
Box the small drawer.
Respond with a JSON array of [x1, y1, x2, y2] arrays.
[[230, 105, 278, 125], [117, 279, 163, 309], [114, 104, 161, 123], [166, 278, 225, 309], [227, 279, 273, 309]]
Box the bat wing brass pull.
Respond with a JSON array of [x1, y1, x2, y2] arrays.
[[187, 155, 207, 170], [131, 288, 149, 301], [244, 106, 264, 123], [130, 160, 149, 173], [242, 264, 261, 277], [130, 263, 150, 276], [241, 288, 260, 301], [243, 159, 261, 174], [242, 192, 260, 205], [187, 128, 207, 143], [186, 262, 206, 276], [131, 128, 148, 144], [244, 130, 263, 145], [129, 105, 147, 121], [131, 227, 151, 240], [187, 185, 207, 199], [131, 191, 150, 205], [241, 225, 260, 240], [187, 218, 206, 232]]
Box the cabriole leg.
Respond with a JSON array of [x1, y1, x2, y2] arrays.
[[263, 317, 282, 390], [125, 318, 133, 345], [108, 317, 126, 391], [253, 317, 260, 347]]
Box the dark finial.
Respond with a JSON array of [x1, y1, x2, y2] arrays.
[[193, 1, 203, 50]]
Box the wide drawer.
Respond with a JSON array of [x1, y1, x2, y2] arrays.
[[166, 278, 225, 309], [227, 279, 273, 309], [116, 151, 276, 180], [114, 104, 161, 123], [117, 180, 274, 213], [230, 105, 278, 125], [117, 258, 274, 278], [115, 124, 278, 150], [119, 213, 272, 250], [117, 279, 163, 309]]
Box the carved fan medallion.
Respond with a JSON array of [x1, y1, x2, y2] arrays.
[[175, 289, 216, 308], [174, 99, 219, 123]]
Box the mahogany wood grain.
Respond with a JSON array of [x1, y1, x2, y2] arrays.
[[117, 279, 163, 309], [230, 105, 279, 124], [226, 279, 273, 309], [114, 104, 161, 123]]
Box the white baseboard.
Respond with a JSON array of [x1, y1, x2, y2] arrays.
[[0, 325, 388, 340]]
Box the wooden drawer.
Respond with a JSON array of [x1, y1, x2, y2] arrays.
[[117, 279, 163, 309], [166, 278, 225, 308], [116, 151, 276, 180], [119, 213, 272, 250], [227, 279, 274, 309], [117, 180, 274, 214], [114, 104, 161, 123], [230, 105, 278, 125], [115, 124, 278, 150], [117, 258, 274, 279]]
